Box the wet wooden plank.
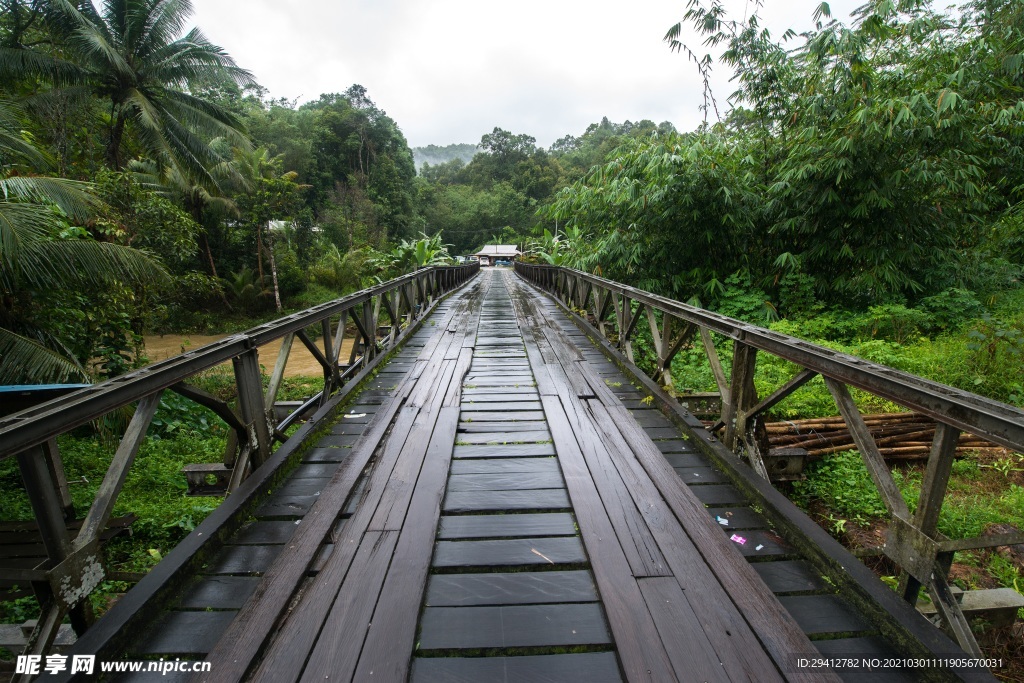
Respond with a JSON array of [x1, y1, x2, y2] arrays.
[[673, 466, 729, 484], [558, 395, 670, 578], [459, 401, 543, 412], [453, 443, 556, 458], [230, 522, 296, 546], [450, 457, 560, 475], [205, 545, 283, 575], [417, 603, 612, 650], [180, 576, 260, 609], [354, 405, 462, 682], [426, 570, 598, 606], [443, 489, 570, 513], [637, 577, 731, 683], [447, 471, 564, 492], [691, 484, 748, 506], [458, 410, 546, 422], [537, 394, 679, 683], [296, 530, 400, 682], [662, 451, 710, 468], [140, 611, 236, 654], [432, 537, 586, 567], [458, 421, 549, 432], [778, 595, 872, 636], [436, 513, 577, 539], [597, 400, 830, 682], [455, 430, 551, 444], [411, 652, 623, 683], [705, 507, 768, 530], [752, 561, 825, 594], [290, 463, 340, 479]]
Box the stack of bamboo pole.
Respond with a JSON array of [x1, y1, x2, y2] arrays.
[[764, 412, 1006, 460]]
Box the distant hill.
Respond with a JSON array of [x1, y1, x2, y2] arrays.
[[413, 143, 479, 171]]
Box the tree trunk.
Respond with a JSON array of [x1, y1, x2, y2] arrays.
[[106, 110, 127, 170], [256, 223, 266, 286], [267, 223, 282, 313]]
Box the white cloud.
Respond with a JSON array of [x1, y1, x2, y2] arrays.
[[191, 0, 862, 148]]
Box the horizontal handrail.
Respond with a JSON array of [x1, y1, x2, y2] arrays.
[[0, 264, 479, 459], [515, 262, 1024, 453]]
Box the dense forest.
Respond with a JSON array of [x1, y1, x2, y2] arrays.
[[4, 0, 1023, 396]]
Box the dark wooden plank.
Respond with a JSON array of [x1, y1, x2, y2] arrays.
[[453, 443, 556, 458], [316, 433, 361, 447], [443, 489, 570, 512], [455, 430, 551, 444], [426, 570, 598, 606], [450, 457, 560, 475], [139, 611, 235, 654], [254, 495, 319, 518], [294, 530, 400, 682], [411, 652, 623, 683], [752, 560, 825, 594], [290, 463, 340, 478], [536, 394, 678, 682], [655, 439, 699, 454], [581, 400, 785, 682], [205, 545, 282, 575], [691, 483, 748, 506], [180, 576, 260, 609], [460, 401, 543, 412], [353, 405, 462, 682], [777, 595, 872, 635], [458, 410, 546, 422], [247, 341, 469, 683], [628, 411, 676, 428], [558, 393, 670, 578], [662, 451, 710, 468], [814, 638, 916, 683], [302, 447, 351, 463], [447, 471, 564, 492], [597, 400, 833, 682], [196, 365, 419, 682], [672, 466, 729, 484], [437, 513, 577, 539], [417, 603, 611, 649], [645, 427, 683, 439], [733, 529, 793, 558], [705, 506, 768, 530], [432, 537, 586, 567], [458, 420, 549, 432], [637, 577, 731, 683]]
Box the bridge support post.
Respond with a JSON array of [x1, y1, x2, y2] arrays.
[[722, 340, 770, 479], [234, 347, 272, 471]]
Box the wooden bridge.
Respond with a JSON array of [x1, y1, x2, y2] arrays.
[[1, 264, 1021, 682]]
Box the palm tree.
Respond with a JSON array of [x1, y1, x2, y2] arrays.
[[2, 0, 255, 183], [0, 98, 168, 384]]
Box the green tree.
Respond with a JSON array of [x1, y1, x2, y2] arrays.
[[0, 99, 168, 383], [2, 0, 255, 182]]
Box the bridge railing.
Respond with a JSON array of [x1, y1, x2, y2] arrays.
[[515, 261, 1024, 655], [0, 262, 478, 657]]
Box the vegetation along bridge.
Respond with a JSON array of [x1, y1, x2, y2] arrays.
[[1, 264, 1022, 682]]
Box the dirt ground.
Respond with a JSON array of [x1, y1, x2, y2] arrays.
[[143, 334, 354, 377]]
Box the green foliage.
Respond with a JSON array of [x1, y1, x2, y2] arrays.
[[791, 451, 891, 525]]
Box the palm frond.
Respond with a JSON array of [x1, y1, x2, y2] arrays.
[[0, 327, 88, 384], [23, 239, 171, 290], [0, 176, 99, 221]]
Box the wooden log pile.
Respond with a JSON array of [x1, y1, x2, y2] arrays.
[[764, 412, 1006, 461]]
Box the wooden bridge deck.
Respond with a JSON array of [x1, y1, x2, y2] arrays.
[[87, 269, 977, 682]]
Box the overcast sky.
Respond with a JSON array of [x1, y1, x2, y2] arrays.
[[190, 0, 861, 149]]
